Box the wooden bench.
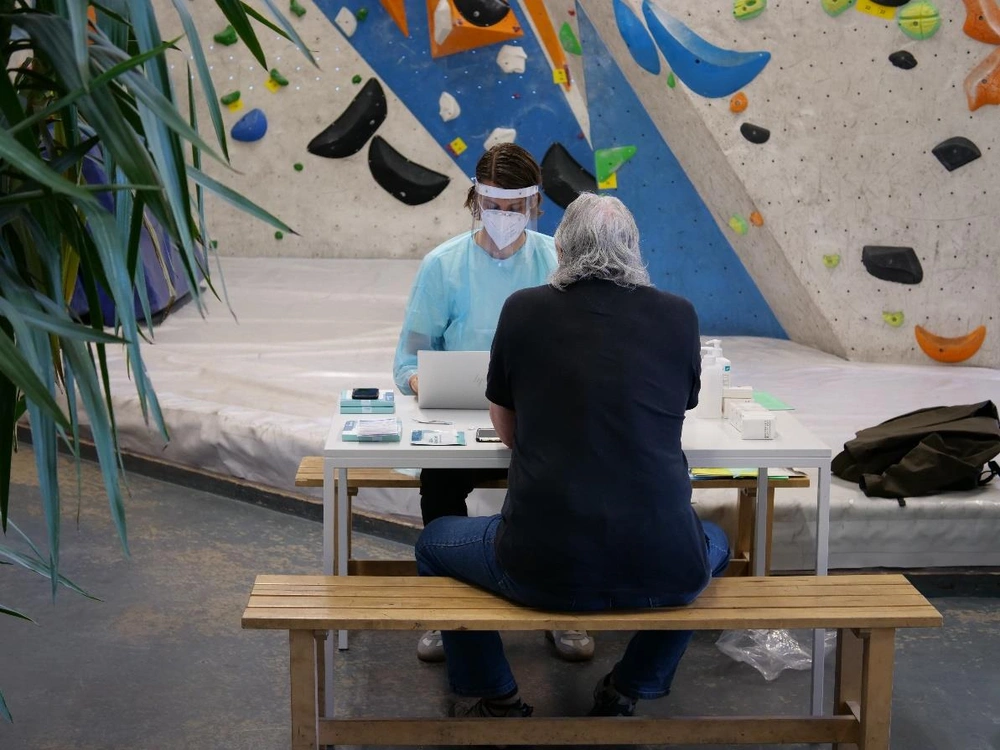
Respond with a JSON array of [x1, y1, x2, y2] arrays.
[[243, 573, 942, 750], [295, 457, 810, 576]]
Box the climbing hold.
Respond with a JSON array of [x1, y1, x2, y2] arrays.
[[861, 246, 923, 285], [962, 0, 1000, 44], [380, 0, 409, 36], [965, 47, 1000, 112], [454, 0, 512, 27], [230, 108, 267, 142], [439, 92, 461, 122], [728, 215, 749, 235], [823, 254, 840, 268], [352, 74, 363, 84], [749, 211, 764, 227], [734, 0, 767, 21], [307, 78, 387, 158], [821, 0, 856, 16], [740, 123, 770, 144], [368, 136, 450, 205], [211, 240, 218, 249], [888, 50, 917, 70], [613, 0, 661, 75], [730, 92, 748, 113], [559, 21, 582, 55], [484, 127, 517, 150], [294, 162, 304, 171], [932, 137, 982, 172], [914, 325, 987, 364], [667, 72, 676, 87], [275, 231, 284, 240], [213, 25, 238, 45], [335, 7, 358, 37], [269, 68, 289, 86], [449, 137, 467, 155], [220, 90, 241, 106], [496, 45, 528, 74], [594, 145, 637, 183], [882, 311, 905, 328], [433, 0, 453, 44], [541, 143, 597, 209], [897, 1, 941, 40], [290, 0, 307, 17], [355, 6, 369, 21], [643, 1, 771, 98]]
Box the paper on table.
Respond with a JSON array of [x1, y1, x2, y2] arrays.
[[752, 390, 794, 411], [356, 417, 402, 437], [411, 429, 467, 446], [690, 468, 799, 479]]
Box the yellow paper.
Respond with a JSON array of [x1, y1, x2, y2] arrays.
[[856, 0, 896, 19], [449, 137, 467, 156], [265, 78, 282, 93], [552, 67, 568, 85], [597, 172, 618, 190], [226, 99, 244, 112]]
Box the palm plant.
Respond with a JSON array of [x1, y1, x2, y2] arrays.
[[0, 0, 314, 720]]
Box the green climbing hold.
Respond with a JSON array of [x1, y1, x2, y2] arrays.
[[275, 231, 284, 240], [882, 311, 905, 328], [822, 254, 841, 268], [211, 240, 219, 249], [355, 7, 369, 21], [351, 74, 363, 84], [728, 215, 749, 235], [294, 162, 304, 171], [734, 0, 766, 20], [820, 0, 856, 17], [269, 68, 289, 86], [213, 24, 238, 45], [559, 22, 582, 56], [290, 0, 306, 17], [898, 0, 940, 40], [667, 72, 676, 88], [594, 145, 637, 184], [220, 90, 240, 106]]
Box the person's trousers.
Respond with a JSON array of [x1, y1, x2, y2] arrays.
[[414, 515, 730, 700], [418, 468, 509, 526]]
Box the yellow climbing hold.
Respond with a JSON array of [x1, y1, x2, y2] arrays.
[[898, 1, 941, 40], [822, 254, 840, 268], [882, 311, 905, 327], [449, 137, 467, 156], [856, 0, 896, 19], [729, 215, 749, 235], [597, 172, 618, 190]]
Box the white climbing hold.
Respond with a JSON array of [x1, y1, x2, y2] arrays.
[[439, 92, 461, 122], [335, 7, 357, 37], [484, 127, 517, 150], [496, 45, 527, 74], [433, 0, 453, 45]]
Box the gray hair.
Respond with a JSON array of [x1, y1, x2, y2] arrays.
[[550, 193, 651, 290]]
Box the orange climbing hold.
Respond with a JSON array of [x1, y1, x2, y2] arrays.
[[380, 0, 410, 36], [749, 211, 764, 227], [966, 46, 1000, 111], [914, 324, 987, 364], [962, 0, 1000, 44], [427, 0, 524, 59], [730, 92, 748, 113]]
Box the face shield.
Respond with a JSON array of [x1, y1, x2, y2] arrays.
[[472, 181, 540, 257]]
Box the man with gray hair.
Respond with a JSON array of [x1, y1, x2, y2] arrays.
[[415, 193, 730, 718]]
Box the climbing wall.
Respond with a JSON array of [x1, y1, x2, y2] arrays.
[[574, 0, 997, 367]]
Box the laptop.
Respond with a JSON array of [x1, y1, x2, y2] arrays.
[[417, 350, 491, 409]]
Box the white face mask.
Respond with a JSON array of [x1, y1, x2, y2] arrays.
[[480, 209, 529, 252]]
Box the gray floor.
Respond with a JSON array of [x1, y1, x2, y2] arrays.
[[1, 450, 998, 750]]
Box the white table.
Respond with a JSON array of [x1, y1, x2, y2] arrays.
[[322, 396, 833, 715]]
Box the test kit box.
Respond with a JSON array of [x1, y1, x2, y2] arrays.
[[725, 400, 776, 440], [340, 389, 395, 414]]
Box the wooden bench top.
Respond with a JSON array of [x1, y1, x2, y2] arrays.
[[294, 456, 811, 490], [242, 573, 941, 632]]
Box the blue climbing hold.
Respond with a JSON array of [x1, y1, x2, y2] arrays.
[[641, 1, 770, 98], [231, 108, 268, 142], [613, 0, 661, 75]]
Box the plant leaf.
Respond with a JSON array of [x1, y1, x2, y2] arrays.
[[188, 166, 296, 234], [0, 317, 15, 532], [252, 0, 318, 66], [0, 542, 99, 600], [0, 686, 10, 723], [66, 0, 92, 90], [0, 603, 34, 622], [214, 0, 267, 68], [0, 321, 71, 431]]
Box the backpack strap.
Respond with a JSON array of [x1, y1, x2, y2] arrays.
[[979, 460, 1000, 487]]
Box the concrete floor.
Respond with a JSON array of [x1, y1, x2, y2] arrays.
[[1, 450, 998, 750]]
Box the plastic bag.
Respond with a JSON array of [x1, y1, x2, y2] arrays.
[[715, 629, 837, 681]]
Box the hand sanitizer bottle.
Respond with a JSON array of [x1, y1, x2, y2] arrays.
[[706, 339, 732, 389], [694, 348, 724, 419]]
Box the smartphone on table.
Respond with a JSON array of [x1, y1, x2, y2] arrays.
[[351, 387, 380, 400], [475, 427, 502, 443]]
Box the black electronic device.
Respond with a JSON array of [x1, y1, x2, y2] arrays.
[[351, 387, 381, 400], [475, 427, 502, 443]]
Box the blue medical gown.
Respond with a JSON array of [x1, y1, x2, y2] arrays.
[[393, 230, 558, 394]]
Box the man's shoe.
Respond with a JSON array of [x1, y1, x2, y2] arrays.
[[545, 629, 595, 662], [417, 629, 445, 662], [588, 673, 636, 717], [450, 696, 534, 718]]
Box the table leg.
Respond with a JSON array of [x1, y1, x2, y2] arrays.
[[811, 463, 833, 716], [322, 461, 337, 716], [337, 467, 349, 651], [752, 468, 770, 576]]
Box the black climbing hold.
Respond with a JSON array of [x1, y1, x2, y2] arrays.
[[870, 0, 910, 5], [740, 123, 770, 144], [540, 143, 597, 209], [453, 0, 512, 27], [861, 246, 923, 285], [889, 50, 917, 70], [368, 136, 450, 205], [932, 136, 981, 172], [307, 78, 387, 159]]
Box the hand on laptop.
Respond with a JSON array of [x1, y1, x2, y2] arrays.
[[409, 374, 419, 395]]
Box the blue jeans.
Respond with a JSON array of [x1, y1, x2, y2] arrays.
[[415, 515, 730, 701]]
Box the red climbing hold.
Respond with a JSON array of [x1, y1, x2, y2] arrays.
[[966, 46, 1000, 111], [962, 0, 1000, 44]]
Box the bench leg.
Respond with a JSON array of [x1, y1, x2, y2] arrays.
[[314, 631, 328, 719], [858, 628, 895, 750], [834, 628, 864, 750], [290, 630, 319, 750]]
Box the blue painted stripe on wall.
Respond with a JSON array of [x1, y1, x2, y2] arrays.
[[313, 0, 594, 236], [577, 5, 786, 338]]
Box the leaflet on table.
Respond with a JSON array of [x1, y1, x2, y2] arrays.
[[341, 418, 403, 442], [411, 429, 467, 446], [690, 468, 801, 479], [340, 404, 396, 414], [339, 389, 395, 410]]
